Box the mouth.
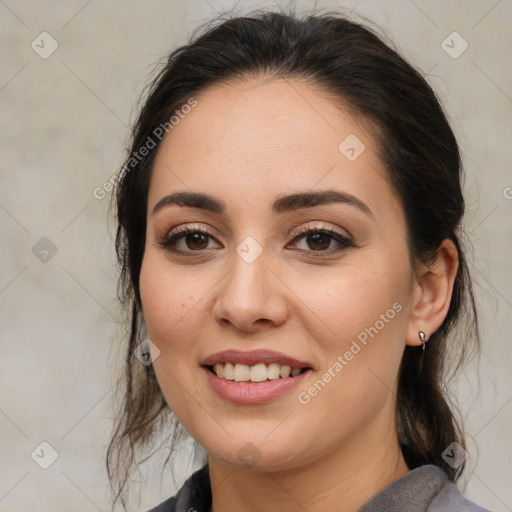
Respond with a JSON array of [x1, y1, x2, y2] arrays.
[[204, 362, 312, 383], [202, 362, 312, 404]]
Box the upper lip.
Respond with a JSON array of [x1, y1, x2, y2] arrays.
[[201, 349, 313, 369]]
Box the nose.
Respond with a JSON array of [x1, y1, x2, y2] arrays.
[[211, 248, 288, 333]]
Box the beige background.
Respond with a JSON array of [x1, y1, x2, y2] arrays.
[[0, 0, 510, 511]]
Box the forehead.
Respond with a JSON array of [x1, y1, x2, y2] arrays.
[[149, 76, 397, 219]]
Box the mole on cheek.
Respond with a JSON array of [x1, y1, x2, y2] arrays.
[[182, 296, 194, 308]]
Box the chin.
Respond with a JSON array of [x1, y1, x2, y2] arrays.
[[197, 428, 312, 472]]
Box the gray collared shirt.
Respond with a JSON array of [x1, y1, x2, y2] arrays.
[[147, 463, 492, 512]]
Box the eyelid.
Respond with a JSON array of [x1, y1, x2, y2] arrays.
[[158, 221, 354, 254], [160, 223, 218, 241], [156, 223, 216, 249], [161, 221, 350, 243], [288, 221, 352, 242]]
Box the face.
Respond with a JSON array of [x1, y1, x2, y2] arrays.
[[139, 77, 415, 471]]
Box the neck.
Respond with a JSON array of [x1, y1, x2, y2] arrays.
[[208, 426, 409, 512]]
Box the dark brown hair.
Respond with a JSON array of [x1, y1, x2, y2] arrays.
[[107, 7, 480, 510]]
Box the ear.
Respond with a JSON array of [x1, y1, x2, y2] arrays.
[[406, 239, 459, 348]]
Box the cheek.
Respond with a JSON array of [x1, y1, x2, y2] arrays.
[[290, 253, 410, 398], [291, 287, 408, 436], [293, 258, 409, 341], [139, 254, 206, 420], [139, 253, 201, 356]]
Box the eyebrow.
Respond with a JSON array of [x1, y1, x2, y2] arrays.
[[152, 189, 372, 216]]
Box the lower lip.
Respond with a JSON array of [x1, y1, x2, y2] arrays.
[[203, 366, 311, 404]]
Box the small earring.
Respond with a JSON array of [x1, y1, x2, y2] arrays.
[[419, 331, 427, 351], [137, 309, 148, 341]]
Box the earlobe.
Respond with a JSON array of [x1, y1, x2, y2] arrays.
[[418, 330, 427, 351], [406, 239, 459, 347]]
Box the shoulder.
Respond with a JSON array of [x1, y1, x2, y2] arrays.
[[358, 464, 493, 512], [428, 480, 493, 512], [146, 495, 177, 512], [144, 464, 211, 512]]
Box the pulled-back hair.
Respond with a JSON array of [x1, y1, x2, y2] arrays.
[[107, 7, 480, 510]]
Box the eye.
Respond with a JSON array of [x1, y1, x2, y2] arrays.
[[287, 224, 354, 255], [157, 223, 354, 256], [157, 225, 221, 254]]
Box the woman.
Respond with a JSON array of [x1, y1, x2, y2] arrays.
[[106, 8, 491, 512]]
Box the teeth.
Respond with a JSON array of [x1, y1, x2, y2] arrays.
[[222, 362, 234, 380], [250, 363, 268, 383], [267, 363, 281, 379], [212, 362, 307, 382], [234, 363, 250, 382]]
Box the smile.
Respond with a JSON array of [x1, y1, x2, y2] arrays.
[[209, 362, 310, 382]]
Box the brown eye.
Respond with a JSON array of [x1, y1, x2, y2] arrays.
[[303, 232, 332, 251], [158, 226, 221, 254], [288, 226, 354, 255], [183, 232, 209, 250]]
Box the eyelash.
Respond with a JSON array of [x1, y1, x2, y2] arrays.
[[157, 223, 354, 257]]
